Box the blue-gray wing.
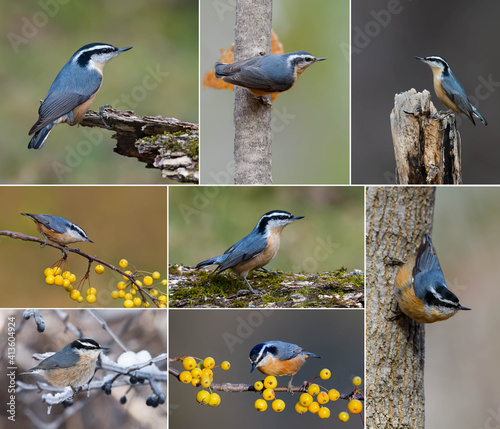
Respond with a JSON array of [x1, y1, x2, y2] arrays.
[[440, 71, 474, 118], [30, 214, 66, 233], [413, 235, 447, 300], [216, 57, 293, 92], [37, 344, 79, 369], [30, 66, 102, 135], [269, 341, 302, 361], [216, 232, 268, 271]]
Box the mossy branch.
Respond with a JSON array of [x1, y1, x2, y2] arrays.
[[169, 264, 364, 308], [81, 107, 199, 183], [0, 230, 163, 307]]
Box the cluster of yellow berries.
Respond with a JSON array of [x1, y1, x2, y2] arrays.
[[109, 259, 167, 308], [294, 372, 363, 422], [44, 266, 98, 304], [253, 375, 286, 413], [178, 356, 230, 407]]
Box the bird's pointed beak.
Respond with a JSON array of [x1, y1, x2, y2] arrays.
[[315, 57, 327, 62], [293, 216, 305, 220], [250, 363, 256, 373], [459, 305, 471, 311], [118, 46, 133, 53]]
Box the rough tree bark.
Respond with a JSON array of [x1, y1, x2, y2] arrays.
[[391, 89, 461, 185], [233, 0, 273, 184], [366, 186, 436, 429], [81, 108, 199, 183]]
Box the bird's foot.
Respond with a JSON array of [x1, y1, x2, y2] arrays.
[[99, 105, 113, 130]]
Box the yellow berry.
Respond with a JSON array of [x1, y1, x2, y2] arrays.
[[111, 290, 119, 299], [70, 290, 81, 300], [144, 302, 150, 308], [118, 290, 125, 298], [182, 357, 197, 370], [179, 371, 192, 384], [135, 280, 142, 287], [347, 399, 363, 414], [191, 367, 202, 379], [320, 368, 331, 380], [117, 281, 127, 290], [86, 294, 97, 304], [69, 273, 77, 283], [158, 295, 167, 303], [191, 378, 200, 387], [45, 275, 55, 285], [338, 411, 350, 422], [53, 267, 62, 275], [143, 276, 153, 286], [150, 288, 159, 297], [317, 391, 329, 405], [158, 303, 166, 308], [308, 383, 320, 396], [208, 393, 220, 407], [94, 264, 105, 275], [328, 389, 340, 401], [196, 390, 210, 404], [64, 284, 73, 292], [295, 402, 308, 414], [123, 299, 134, 308], [221, 361, 230, 370], [54, 275, 64, 286], [133, 297, 142, 307], [318, 406, 331, 419], [130, 289, 137, 296], [62, 271, 71, 279], [200, 377, 211, 388], [124, 293, 133, 301], [299, 393, 313, 407], [86, 287, 97, 296], [262, 388, 275, 401], [77, 296, 84, 303], [254, 399, 267, 412], [43, 268, 54, 277], [309, 401, 320, 414], [119, 259, 128, 268], [254, 381, 264, 391], [201, 368, 213, 379], [161, 279, 167, 286], [263, 375, 277, 389], [353, 376, 362, 386], [122, 270, 133, 281], [203, 357, 215, 369], [272, 399, 285, 412], [152, 271, 161, 280]]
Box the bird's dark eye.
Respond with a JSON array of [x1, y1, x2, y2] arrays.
[[305, 57, 312, 62]]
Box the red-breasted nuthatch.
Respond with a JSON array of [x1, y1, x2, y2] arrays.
[[195, 210, 304, 294], [395, 234, 471, 323], [415, 55, 487, 126], [28, 43, 132, 149], [19, 338, 108, 393], [215, 51, 326, 101], [21, 213, 93, 247], [249, 341, 320, 391]]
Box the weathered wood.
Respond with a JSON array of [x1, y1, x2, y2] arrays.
[[233, 0, 273, 184], [81, 107, 199, 183], [366, 186, 436, 429], [391, 89, 461, 184]]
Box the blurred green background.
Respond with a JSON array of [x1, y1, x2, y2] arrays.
[[200, 0, 349, 184], [169, 186, 364, 273], [425, 188, 500, 429], [170, 309, 364, 428], [1, 0, 198, 184], [0, 186, 167, 307]]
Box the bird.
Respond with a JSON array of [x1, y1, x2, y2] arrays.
[[21, 213, 93, 247], [19, 338, 108, 394], [215, 51, 326, 102], [28, 43, 132, 149], [195, 210, 304, 294], [249, 340, 320, 392], [415, 55, 487, 125], [395, 234, 471, 323]]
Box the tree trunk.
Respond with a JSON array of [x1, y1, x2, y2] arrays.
[[233, 0, 273, 184], [366, 186, 436, 428], [391, 89, 461, 184]]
